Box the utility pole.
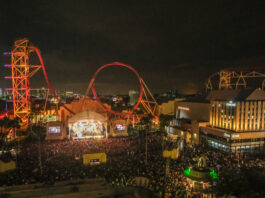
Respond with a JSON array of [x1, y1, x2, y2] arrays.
[[37, 126, 43, 176], [165, 158, 170, 177], [145, 129, 148, 165]]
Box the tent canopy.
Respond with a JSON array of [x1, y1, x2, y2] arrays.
[[68, 110, 107, 124]]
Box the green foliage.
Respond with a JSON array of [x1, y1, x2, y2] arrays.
[[214, 167, 265, 197], [156, 130, 167, 137], [0, 193, 11, 198], [159, 114, 174, 132], [0, 117, 21, 132], [0, 117, 22, 149], [24, 125, 46, 143], [137, 114, 153, 132]]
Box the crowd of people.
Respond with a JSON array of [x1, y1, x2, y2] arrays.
[[0, 133, 265, 197]]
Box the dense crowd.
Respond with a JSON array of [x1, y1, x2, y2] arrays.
[[0, 134, 265, 197]]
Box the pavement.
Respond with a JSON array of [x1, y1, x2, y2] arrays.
[[0, 178, 157, 198]]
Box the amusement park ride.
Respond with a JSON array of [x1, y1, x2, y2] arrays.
[[4, 39, 51, 127], [82, 62, 160, 122], [206, 68, 265, 91], [4, 39, 159, 129]]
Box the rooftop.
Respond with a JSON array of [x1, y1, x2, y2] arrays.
[[206, 88, 265, 101]]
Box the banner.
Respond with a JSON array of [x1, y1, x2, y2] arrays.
[[163, 148, 179, 159], [171, 148, 179, 159], [46, 115, 58, 122], [83, 153, 107, 165], [0, 160, 16, 173], [163, 150, 171, 158]]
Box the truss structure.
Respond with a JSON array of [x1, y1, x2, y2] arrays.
[[10, 39, 41, 126], [82, 62, 160, 123], [140, 79, 160, 117], [206, 70, 265, 91]]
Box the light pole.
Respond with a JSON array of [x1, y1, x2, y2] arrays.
[[145, 129, 148, 165]]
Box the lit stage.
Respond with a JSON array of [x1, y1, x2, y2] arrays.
[[70, 119, 105, 139], [68, 110, 108, 139]]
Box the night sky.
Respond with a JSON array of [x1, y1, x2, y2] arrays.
[[1, 1, 265, 95]]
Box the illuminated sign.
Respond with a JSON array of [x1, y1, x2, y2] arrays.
[[226, 101, 236, 107], [178, 106, 190, 111], [46, 115, 58, 122], [48, 126, 61, 133], [232, 134, 240, 138], [116, 124, 125, 131], [224, 133, 230, 138], [83, 153, 107, 165]]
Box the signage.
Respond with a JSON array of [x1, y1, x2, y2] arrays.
[[83, 153, 107, 165], [46, 115, 58, 122], [0, 160, 16, 173], [232, 134, 240, 138], [178, 106, 190, 111], [226, 101, 236, 107], [224, 133, 230, 138]]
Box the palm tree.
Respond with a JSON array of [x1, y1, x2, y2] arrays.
[[158, 114, 174, 151], [138, 114, 153, 165], [139, 114, 153, 132], [0, 117, 11, 150], [0, 117, 21, 152]]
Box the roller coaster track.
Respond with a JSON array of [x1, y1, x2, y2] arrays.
[[32, 47, 75, 115]]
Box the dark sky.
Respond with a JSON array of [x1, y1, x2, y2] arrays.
[[1, 0, 265, 95]]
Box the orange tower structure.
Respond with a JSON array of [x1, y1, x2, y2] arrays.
[[10, 39, 41, 126]]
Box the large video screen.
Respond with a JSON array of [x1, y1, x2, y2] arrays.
[[115, 124, 125, 131], [48, 126, 61, 133], [70, 119, 105, 139]]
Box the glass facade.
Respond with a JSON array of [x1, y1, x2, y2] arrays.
[[201, 134, 265, 153]]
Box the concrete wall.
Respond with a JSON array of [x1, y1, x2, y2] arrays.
[[160, 98, 185, 115], [176, 102, 210, 121]]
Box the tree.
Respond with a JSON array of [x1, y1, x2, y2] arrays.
[[214, 167, 265, 197], [138, 114, 153, 165], [159, 114, 174, 132], [24, 125, 46, 143], [158, 114, 175, 152], [0, 117, 21, 151], [138, 114, 153, 132]]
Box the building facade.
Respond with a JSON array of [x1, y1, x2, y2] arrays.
[[160, 98, 210, 145], [129, 90, 139, 106], [201, 88, 265, 153]]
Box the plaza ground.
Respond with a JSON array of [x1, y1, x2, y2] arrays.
[[0, 178, 157, 198]]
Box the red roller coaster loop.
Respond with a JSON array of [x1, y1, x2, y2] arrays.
[[33, 47, 75, 115], [32, 47, 57, 97], [90, 62, 144, 117]]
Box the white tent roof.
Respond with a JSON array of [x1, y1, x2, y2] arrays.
[[68, 110, 107, 124]]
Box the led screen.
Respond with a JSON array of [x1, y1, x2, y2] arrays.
[[48, 126, 61, 133], [116, 124, 125, 131], [70, 119, 105, 139]]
